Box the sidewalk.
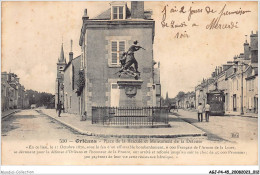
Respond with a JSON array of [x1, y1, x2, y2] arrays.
[[178, 109, 258, 118], [241, 112, 258, 118], [39, 109, 206, 138], [1, 109, 21, 119], [224, 111, 257, 118]]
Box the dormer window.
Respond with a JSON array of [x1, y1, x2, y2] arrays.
[[113, 6, 124, 19], [110, 2, 126, 20]]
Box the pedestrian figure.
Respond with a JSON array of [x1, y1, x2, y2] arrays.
[[197, 103, 203, 122], [57, 101, 62, 117], [123, 40, 145, 73], [205, 103, 211, 122]]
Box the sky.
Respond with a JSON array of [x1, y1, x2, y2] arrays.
[[1, 1, 258, 98]]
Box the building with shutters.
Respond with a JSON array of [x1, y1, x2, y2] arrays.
[[195, 31, 258, 115], [78, 1, 161, 116]]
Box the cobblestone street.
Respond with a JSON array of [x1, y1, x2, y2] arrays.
[[2, 109, 257, 144], [1, 110, 100, 141], [1, 109, 258, 166], [171, 109, 258, 143]]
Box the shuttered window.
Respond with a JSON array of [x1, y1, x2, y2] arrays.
[[111, 41, 118, 64], [110, 40, 126, 66]]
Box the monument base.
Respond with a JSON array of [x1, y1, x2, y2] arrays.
[[117, 79, 143, 107]]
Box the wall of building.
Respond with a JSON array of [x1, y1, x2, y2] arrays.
[[84, 26, 154, 116], [1, 72, 29, 111], [63, 58, 81, 115]]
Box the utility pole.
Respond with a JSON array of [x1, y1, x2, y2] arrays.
[[241, 63, 244, 115]]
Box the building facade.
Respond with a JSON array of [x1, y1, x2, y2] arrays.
[[1, 72, 29, 111], [78, 1, 160, 116], [63, 53, 81, 114], [175, 91, 196, 109], [194, 31, 258, 115]]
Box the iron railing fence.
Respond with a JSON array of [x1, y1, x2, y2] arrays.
[[92, 106, 169, 126]]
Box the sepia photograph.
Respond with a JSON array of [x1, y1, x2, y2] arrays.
[[1, 0, 259, 173]]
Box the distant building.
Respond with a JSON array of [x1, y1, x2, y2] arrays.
[[175, 91, 196, 109], [194, 31, 258, 115], [63, 43, 81, 114], [1, 72, 29, 111], [55, 44, 67, 109], [244, 63, 258, 113]]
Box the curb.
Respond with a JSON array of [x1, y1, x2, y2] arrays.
[[36, 110, 93, 136], [38, 110, 207, 138], [225, 114, 258, 118], [1, 110, 21, 120], [240, 115, 258, 118]]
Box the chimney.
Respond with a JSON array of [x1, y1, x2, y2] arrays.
[[82, 9, 89, 20], [69, 40, 73, 62], [220, 66, 222, 73], [131, 1, 144, 19], [250, 31, 258, 63], [244, 35, 250, 60]]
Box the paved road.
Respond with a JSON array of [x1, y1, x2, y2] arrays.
[[1, 109, 100, 141], [2, 109, 208, 142], [3, 109, 255, 144], [171, 109, 258, 143]]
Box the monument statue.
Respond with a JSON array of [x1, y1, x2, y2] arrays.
[[116, 40, 145, 80]]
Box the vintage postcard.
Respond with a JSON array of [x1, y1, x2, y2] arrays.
[[1, 0, 259, 171]]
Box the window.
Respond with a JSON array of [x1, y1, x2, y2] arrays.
[[112, 6, 124, 19], [111, 40, 125, 66]]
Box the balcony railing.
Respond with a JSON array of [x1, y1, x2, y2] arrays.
[[92, 106, 169, 126]]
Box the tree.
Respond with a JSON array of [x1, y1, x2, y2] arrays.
[[176, 91, 185, 99], [25, 89, 54, 108]]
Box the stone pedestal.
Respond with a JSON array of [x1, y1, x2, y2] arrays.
[[117, 79, 143, 107]]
